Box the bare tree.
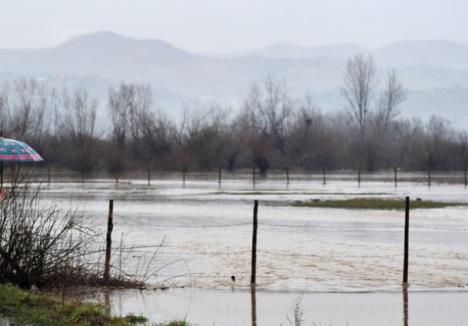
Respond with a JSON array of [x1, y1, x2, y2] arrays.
[[385, 118, 420, 186], [107, 83, 152, 183], [242, 77, 294, 174], [422, 116, 453, 186], [457, 132, 468, 187], [370, 70, 407, 173], [62, 89, 100, 182], [135, 108, 173, 184], [342, 54, 377, 177], [375, 70, 406, 130]]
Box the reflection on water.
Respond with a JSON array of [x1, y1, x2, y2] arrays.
[[403, 286, 409, 326], [251, 285, 257, 326], [89, 287, 468, 326]]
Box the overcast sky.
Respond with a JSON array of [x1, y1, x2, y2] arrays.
[[0, 0, 466, 53]]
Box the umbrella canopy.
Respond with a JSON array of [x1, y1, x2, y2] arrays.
[[0, 137, 43, 163]]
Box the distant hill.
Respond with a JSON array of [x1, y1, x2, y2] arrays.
[[253, 40, 468, 70], [0, 32, 467, 128], [374, 40, 468, 69], [252, 43, 363, 60]]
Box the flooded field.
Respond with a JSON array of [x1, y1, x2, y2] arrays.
[[33, 173, 468, 324], [96, 287, 468, 326]]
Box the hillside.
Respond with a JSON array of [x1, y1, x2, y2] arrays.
[[0, 32, 467, 128]]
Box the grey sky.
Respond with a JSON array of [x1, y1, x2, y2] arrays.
[[0, 0, 466, 53]]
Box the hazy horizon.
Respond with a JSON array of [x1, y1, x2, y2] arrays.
[[2, 29, 468, 55], [1, 0, 467, 54]]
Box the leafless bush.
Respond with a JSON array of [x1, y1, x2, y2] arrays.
[[0, 179, 94, 288], [0, 170, 176, 290]]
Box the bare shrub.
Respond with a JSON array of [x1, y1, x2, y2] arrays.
[[0, 176, 99, 289], [286, 296, 304, 326]]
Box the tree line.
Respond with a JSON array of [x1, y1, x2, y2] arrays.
[[0, 54, 467, 181]]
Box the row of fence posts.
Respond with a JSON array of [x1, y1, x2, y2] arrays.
[[177, 168, 468, 189], [21, 165, 467, 189], [103, 197, 411, 325], [248, 197, 411, 326], [249, 197, 411, 286], [103, 196, 411, 287]]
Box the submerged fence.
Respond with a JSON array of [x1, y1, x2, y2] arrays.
[[103, 197, 417, 288], [10, 167, 468, 189]]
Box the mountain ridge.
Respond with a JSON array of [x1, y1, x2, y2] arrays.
[[0, 32, 467, 128]]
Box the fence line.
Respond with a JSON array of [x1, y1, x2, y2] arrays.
[[20, 167, 468, 189], [71, 197, 466, 288]]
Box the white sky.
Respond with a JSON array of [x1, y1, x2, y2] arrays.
[[0, 0, 466, 53]]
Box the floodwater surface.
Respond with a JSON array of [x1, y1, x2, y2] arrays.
[[30, 174, 468, 324], [97, 287, 468, 326], [37, 175, 468, 292]]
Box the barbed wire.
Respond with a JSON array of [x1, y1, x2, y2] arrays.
[[118, 220, 468, 232]]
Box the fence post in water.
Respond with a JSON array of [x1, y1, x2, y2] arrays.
[[286, 167, 290, 186], [104, 199, 114, 282], [357, 167, 361, 187], [323, 168, 327, 185], [394, 167, 398, 188], [147, 167, 151, 186], [403, 196, 410, 284], [251, 200, 259, 285]]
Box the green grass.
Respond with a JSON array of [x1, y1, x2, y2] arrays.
[[0, 284, 187, 326], [292, 197, 467, 210]]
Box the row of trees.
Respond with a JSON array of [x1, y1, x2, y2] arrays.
[[0, 55, 467, 181]]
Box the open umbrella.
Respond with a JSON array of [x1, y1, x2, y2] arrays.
[[0, 136, 44, 187]]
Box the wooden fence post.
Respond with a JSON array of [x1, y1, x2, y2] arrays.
[[104, 199, 114, 282], [286, 167, 290, 186], [251, 200, 259, 285], [323, 168, 327, 185], [403, 196, 410, 284], [394, 167, 398, 188], [147, 167, 151, 186]]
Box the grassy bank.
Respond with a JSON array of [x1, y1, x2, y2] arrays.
[[0, 284, 186, 326], [292, 197, 467, 210]]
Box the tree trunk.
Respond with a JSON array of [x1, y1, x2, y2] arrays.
[[147, 166, 151, 186], [427, 167, 431, 187]]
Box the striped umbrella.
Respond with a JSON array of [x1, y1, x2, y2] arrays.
[[0, 137, 44, 187]]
